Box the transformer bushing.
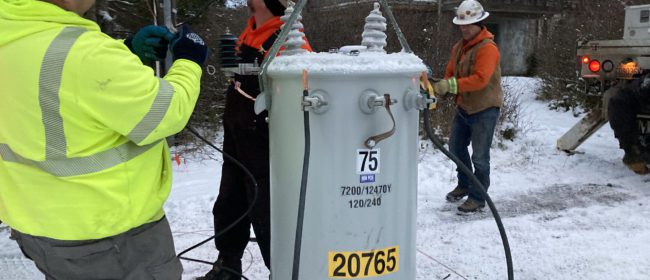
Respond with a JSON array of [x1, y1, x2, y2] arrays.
[[361, 3, 388, 52], [281, 1, 308, 56]]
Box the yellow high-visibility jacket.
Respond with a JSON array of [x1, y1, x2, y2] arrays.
[[0, 0, 202, 240]]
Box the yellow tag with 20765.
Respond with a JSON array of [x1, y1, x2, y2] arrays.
[[328, 246, 399, 278]]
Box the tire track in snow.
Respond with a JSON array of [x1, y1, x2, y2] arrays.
[[436, 183, 634, 222]]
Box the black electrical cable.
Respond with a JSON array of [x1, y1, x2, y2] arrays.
[[291, 82, 312, 280], [175, 126, 258, 280], [422, 107, 514, 280]]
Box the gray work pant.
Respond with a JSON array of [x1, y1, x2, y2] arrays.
[[14, 216, 182, 280]]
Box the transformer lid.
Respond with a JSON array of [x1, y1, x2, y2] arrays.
[[268, 52, 425, 76]]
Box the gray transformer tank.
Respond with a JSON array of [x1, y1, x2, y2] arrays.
[[266, 50, 425, 279]]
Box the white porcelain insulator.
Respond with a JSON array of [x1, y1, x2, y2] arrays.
[[362, 2, 387, 52], [281, 1, 307, 56]]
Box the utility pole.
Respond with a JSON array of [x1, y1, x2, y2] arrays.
[[162, 0, 178, 33], [154, 0, 177, 75], [156, 0, 178, 145], [163, 0, 177, 74], [436, 0, 443, 73]]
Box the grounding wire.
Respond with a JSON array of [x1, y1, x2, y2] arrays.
[[416, 248, 469, 280], [291, 72, 311, 280]]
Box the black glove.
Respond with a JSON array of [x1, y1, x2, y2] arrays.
[[169, 25, 209, 66], [125, 25, 173, 63]]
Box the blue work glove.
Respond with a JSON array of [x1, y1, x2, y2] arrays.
[[169, 25, 209, 66], [125, 25, 174, 63]]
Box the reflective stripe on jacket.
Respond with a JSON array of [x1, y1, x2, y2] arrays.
[[444, 27, 503, 115], [0, 0, 202, 240]]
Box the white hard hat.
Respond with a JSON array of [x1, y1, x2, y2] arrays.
[[452, 0, 490, 25]]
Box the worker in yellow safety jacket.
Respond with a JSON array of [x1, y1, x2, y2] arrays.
[[0, 0, 208, 279]]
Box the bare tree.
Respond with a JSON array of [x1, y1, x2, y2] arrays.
[[536, 0, 633, 113]]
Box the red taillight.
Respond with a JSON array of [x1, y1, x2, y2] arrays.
[[581, 55, 590, 64], [588, 60, 601, 72]]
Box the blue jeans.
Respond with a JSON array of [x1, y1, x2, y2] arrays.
[[448, 107, 500, 202]]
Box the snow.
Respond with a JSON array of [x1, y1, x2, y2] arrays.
[[268, 52, 426, 75], [1, 77, 649, 279], [225, 0, 247, 9]]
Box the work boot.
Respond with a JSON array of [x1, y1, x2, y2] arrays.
[[196, 257, 242, 280], [445, 186, 469, 202], [457, 198, 485, 213], [623, 145, 649, 175]]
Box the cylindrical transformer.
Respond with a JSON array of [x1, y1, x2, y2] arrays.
[[266, 50, 425, 279]]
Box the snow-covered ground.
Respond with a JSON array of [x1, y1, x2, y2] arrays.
[[1, 77, 649, 280]]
